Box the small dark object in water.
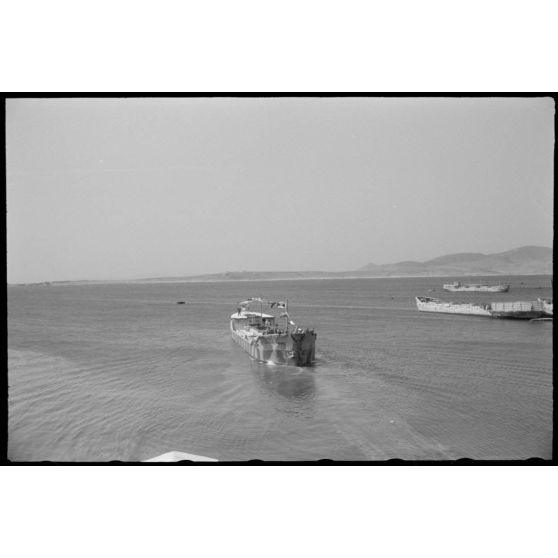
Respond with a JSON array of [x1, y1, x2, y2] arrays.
[[176, 301, 186, 305]]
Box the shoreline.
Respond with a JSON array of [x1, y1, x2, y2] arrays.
[[9, 272, 553, 287]]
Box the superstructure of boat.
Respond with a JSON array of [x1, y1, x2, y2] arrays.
[[443, 281, 510, 292], [230, 298, 316, 366], [416, 296, 545, 319]]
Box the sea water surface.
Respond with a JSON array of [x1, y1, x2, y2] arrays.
[[8, 275, 553, 461]]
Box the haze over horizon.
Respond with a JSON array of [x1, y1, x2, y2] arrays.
[[7, 97, 554, 283]]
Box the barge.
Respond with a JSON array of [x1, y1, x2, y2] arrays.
[[490, 300, 545, 319], [415, 296, 492, 316], [443, 281, 509, 293], [230, 298, 316, 366], [415, 296, 545, 319]]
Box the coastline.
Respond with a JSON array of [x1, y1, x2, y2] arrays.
[[9, 272, 553, 287]]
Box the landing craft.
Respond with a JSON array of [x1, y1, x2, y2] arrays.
[[416, 296, 545, 319], [230, 298, 316, 366], [443, 281, 510, 292]]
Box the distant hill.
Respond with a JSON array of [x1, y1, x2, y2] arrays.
[[137, 245, 552, 283], [13, 245, 551, 285], [359, 245, 553, 277]]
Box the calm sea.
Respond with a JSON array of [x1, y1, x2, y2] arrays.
[[7, 275, 553, 461]]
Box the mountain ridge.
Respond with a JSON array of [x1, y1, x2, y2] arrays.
[[12, 245, 552, 285], [359, 245, 552, 276]]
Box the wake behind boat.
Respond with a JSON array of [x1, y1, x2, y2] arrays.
[[443, 281, 509, 292], [230, 298, 316, 366]]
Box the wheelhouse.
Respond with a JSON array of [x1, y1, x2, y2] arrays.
[[230, 311, 277, 331]]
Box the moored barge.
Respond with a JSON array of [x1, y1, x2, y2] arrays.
[[415, 296, 492, 316], [443, 281, 510, 293], [415, 296, 545, 319], [489, 300, 545, 319]]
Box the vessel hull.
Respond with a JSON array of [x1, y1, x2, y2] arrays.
[[490, 301, 544, 319], [416, 297, 546, 319], [490, 311, 543, 319], [231, 328, 291, 365], [230, 326, 316, 366], [415, 297, 492, 316], [443, 284, 509, 293]]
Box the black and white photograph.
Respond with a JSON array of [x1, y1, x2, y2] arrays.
[[2, 1, 558, 556], [6, 96, 554, 463]]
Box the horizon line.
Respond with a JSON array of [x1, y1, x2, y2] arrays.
[[8, 244, 552, 285]]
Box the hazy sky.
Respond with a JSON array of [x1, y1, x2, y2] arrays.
[[6, 97, 554, 283]]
